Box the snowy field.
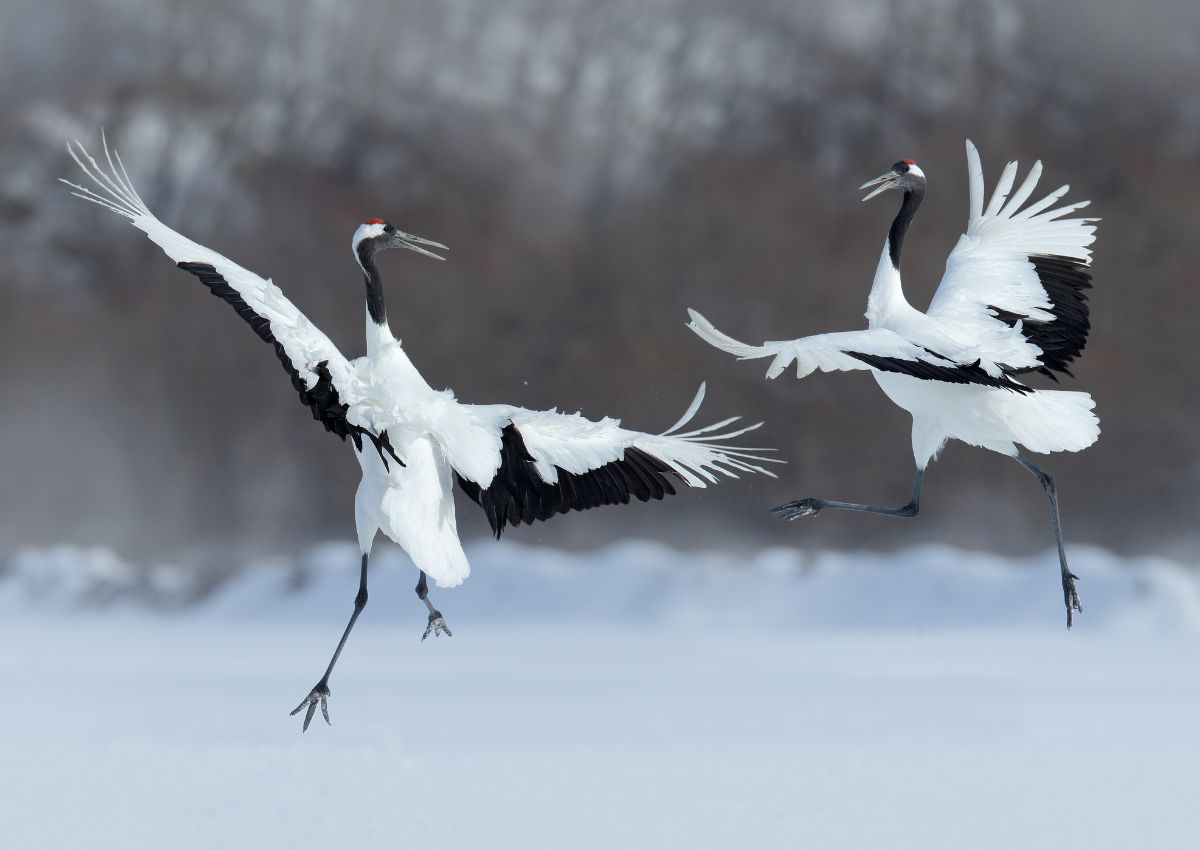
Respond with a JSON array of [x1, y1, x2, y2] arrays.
[[3, 541, 1199, 849]]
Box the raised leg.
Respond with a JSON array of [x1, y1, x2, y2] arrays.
[[772, 468, 924, 521], [416, 572, 452, 641], [1016, 455, 1083, 629], [289, 551, 370, 731]]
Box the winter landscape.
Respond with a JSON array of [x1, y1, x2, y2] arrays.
[[5, 541, 1200, 848], [3, 0, 1199, 848]]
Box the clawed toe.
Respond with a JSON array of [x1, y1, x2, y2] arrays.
[[422, 612, 453, 641], [770, 499, 823, 521], [1063, 572, 1083, 629], [289, 683, 331, 732]]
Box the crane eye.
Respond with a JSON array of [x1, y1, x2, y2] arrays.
[[383, 224, 395, 234]]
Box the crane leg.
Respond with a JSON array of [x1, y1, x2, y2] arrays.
[[771, 468, 924, 521], [1016, 455, 1083, 629], [416, 572, 452, 641], [289, 552, 370, 731]]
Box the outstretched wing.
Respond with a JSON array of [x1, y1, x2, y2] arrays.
[[448, 384, 780, 537], [686, 309, 1030, 392], [62, 136, 400, 467], [926, 139, 1098, 378]]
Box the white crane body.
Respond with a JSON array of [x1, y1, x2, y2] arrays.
[[688, 141, 1098, 628], [64, 136, 777, 729]]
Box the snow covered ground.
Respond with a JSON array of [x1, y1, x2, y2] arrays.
[[3, 541, 1199, 848]]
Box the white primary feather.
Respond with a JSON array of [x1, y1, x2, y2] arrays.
[[608, 383, 780, 486], [983, 159, 1018, 218], [999, 160, 1043, 217]]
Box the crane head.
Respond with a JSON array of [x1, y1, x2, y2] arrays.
[[353, 218, 448, 264], [859, 159, 926, 202]]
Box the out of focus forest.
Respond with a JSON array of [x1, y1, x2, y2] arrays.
[[1, 0, 1198, 564]]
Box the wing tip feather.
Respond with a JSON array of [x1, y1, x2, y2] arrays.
[[63, 131, 154, 222]]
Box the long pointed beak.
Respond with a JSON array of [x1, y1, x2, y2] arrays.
[[398, 231, 448, 261], [859, 172, 897, 202]]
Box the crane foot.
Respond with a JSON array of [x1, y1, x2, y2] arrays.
[[1063, 572, 1083, 630], [770, 499, 823, 521], [289, 682, 331, 732], [422, 611, 453, 641]]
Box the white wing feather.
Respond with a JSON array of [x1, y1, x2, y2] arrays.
[[926, 139, 1098, 366], [686, 308, 954, 380], [448, 384, 779, 489], [62, 136, 379, 434]]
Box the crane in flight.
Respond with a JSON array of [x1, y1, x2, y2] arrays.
[[64, 136, 777, 730], [688, 140, 1098, 629]]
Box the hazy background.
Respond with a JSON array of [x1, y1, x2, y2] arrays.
[[5, 6, 1197, 841], [2, 0, 1198, 572]]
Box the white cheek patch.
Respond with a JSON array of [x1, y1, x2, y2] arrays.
[[908, 164, 925, 179], [352, 222, 388, 272]]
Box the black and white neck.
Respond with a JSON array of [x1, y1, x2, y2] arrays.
[[865, 160, 927, 325], [887, 174, 925, 271], [351, 217, 447, 354], [353, 219, 395, 354]]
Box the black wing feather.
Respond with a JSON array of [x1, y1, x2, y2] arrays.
[[176, 261, 402, 468], [989, 254, 1092, 380], [844, 350, 1032, 393], [455, 424, 680, 538]]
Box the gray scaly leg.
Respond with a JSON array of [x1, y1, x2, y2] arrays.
[[289, 552, 370, 731], [1016, 455, 1083, 629], [772, 468, 925, 521], [416, 572, 452, 641]]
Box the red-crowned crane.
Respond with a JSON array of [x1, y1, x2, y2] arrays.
[[687, 141, 1098, 629], [64, 136, 778, 730]]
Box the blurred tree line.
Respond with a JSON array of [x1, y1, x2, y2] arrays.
[[1, 0, 1197, 563]]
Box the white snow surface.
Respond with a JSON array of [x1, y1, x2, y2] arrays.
[[3, 541, 1199, 848]]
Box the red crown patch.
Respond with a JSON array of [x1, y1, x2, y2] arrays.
[[365, 217, 386, 225], [901, 159, 916, 165]]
